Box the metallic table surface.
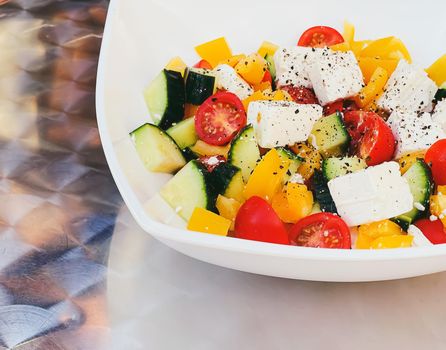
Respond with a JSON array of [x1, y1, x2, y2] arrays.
[[2, 1, 446, 349]]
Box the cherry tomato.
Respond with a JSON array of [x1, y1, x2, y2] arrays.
[[414, 218, 446, 244], [324, 100, 358, 116], [290, 213, 351, 249], [344, 111, 395, 166], [193, 59, 212, 70], [298, 26, 344, 47], [195, 91, 247, 146], [198, 155, 226, 172], [234, 196, 290, 245], [281, 85, 318, 104], [262, 70, 272, 84], [425, 140, 446, 185]]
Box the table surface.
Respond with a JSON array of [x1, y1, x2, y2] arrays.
[[2, 1, 446, 349]]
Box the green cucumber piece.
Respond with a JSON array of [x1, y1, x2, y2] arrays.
[[312, 170, 338, 214], [166, 117, 198, 149], [228, 124, 261, 183], [276, 147, 303, 183], [264, 53, 276, 81], [160, 160, 217, 221], [309, 112, 350, 158], [210, 163, 244, 202], [435, 82, 446, 101], [130, 123, 186, 173], [185, 68, 216, 105], [144, 69, 185, 130], [322, 156, 367, 181]]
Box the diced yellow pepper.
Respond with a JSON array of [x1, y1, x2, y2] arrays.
[[330, 42, 350, 52], [430, 192, 446, 227], [257, 41, 279, 57], [189, 140, 230, 157], [356, 231, 375, 249], [438, 186, 446, 195], [187, 207, 231, 236], [358, 220, 403, 239], [165, 56, 187, 76], [235, 53, 268, 85], [271, 90, 292, 101], [360, 36, 411, 63], [290, 143, 322, 180], [350, 40, 370, 58], [218, 54, 246, 68], [242, 90, 267, 110], [369, 235, 413, 249], [398, 151, 426, 174], [253, 81, 272, 92], [244, 149, 290, 202], [216, 195, 241, 231], [426, 54, 446, 86], [358, 57, 399, 84], [272, 183, 313, 223], [343, 21, 355, 43], [195, 37, 232, 68], [354, 67, 388, 107], [242, 89, 291, 110]]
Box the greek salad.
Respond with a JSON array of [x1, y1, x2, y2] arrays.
[[131, 23, 446, 250]]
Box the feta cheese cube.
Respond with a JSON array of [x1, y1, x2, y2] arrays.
[[328, 162, 414, 226], [274, 46, 314, 88], [213, 64, 253, 100], [247, 100, 322, 148], [306, 49, 364, 106], [432, 99, 446, 133], [377, 60, 437, 113], [386, 110, 446, 158]]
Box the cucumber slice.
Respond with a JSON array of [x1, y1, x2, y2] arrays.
[[144, 69, 185, 130], [312, 170, 338, 214], [276, 147, 303, 183], [435, 82, 446, 101], [185, 68, 216, 105], [210, 163, 244, 202], [130, 123, 186, 173], [394, 159, 433, 228], [228, 124, 261, 183], [166, 117, 198, 149], [160, 160, 216, 221], [309, 112, 350, 158], [264, 53, 276, 81], [322, 156, 367, 181], [182, 147, 198, 162]]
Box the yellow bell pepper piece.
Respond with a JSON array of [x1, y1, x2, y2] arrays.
[[350, 40, 370, 58], [355, 231, 375, 249], [290, 143, 322, 180], [369, 235, 413, 249], [272, 183, 313, 223], [343, 21, 355, 43], [218, 54, 246, 68], [244, 149, 290, 202], [187, 207, 231, 236], [330, 42, 350, 52], [242, 89, 291, 110], [358, 57, 399, 84], [360, 36, 411, 63], [430, 190, 446, 227], [235, 53, 268, 85], [354, 67, 388, 108], [189, 140, 230, 157], [358, 220, 403, 239], [242, 90, 267, 110], [397, 151, 426, 174], [216, 195, 241, 231], [253, 81, 272, 92], [165, 56, 187, 76], [426, 54, 446, 86], [271, 90, 292, 101], [195, 37, 232, 68], [257, 41, 279, 57]]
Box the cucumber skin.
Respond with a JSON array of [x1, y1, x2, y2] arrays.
[[312, 170, 338, 214], [159, 69, 185, 130], [435, 89, 446, 101], [185, 70, 215, 105], [210, 163, 241, 195]]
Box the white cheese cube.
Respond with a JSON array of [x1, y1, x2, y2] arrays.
[[306, 49, 364, 106], [386, 110, 446, 158], [274, 47, 314, 88], [213, 64, 253, 100], [247, 100, 322, 148], [432, 99, 446, 133], [328, 162, 413, 226], [377, 60, 437, 113]]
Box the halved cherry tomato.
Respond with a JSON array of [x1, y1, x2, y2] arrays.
[[414, 218, 446, 244], [262, 70, 272, 84], [324, 100, 358, 116], [195, 91, 247, 146], [290, 212, 351, 249], [234, 196, 290, 245], [198, 155, 226, 172], [280, 85, 318, 104], [344, 111, 395, 166], [425, 140, 446, 186], [298, 26, 344, 48], [193, 59, 212, 70]]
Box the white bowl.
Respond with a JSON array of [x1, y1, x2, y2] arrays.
[[97, 0, 446, 281]]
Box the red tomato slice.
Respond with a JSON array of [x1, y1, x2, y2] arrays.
[[198, 155, 226, 172], [298, 26, 344, 47], [425, 140, 446, 185], [234, 196, 290, 245], [324, 100, 359, 116], [262, 70, 272, 84], [281, 85, 318, 104], [193, 59, 212, 70], [290, 213, 351, 249], [195, 91, 247, 145], [414, 218, 446, 244], [344, 111, 396, 166]]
